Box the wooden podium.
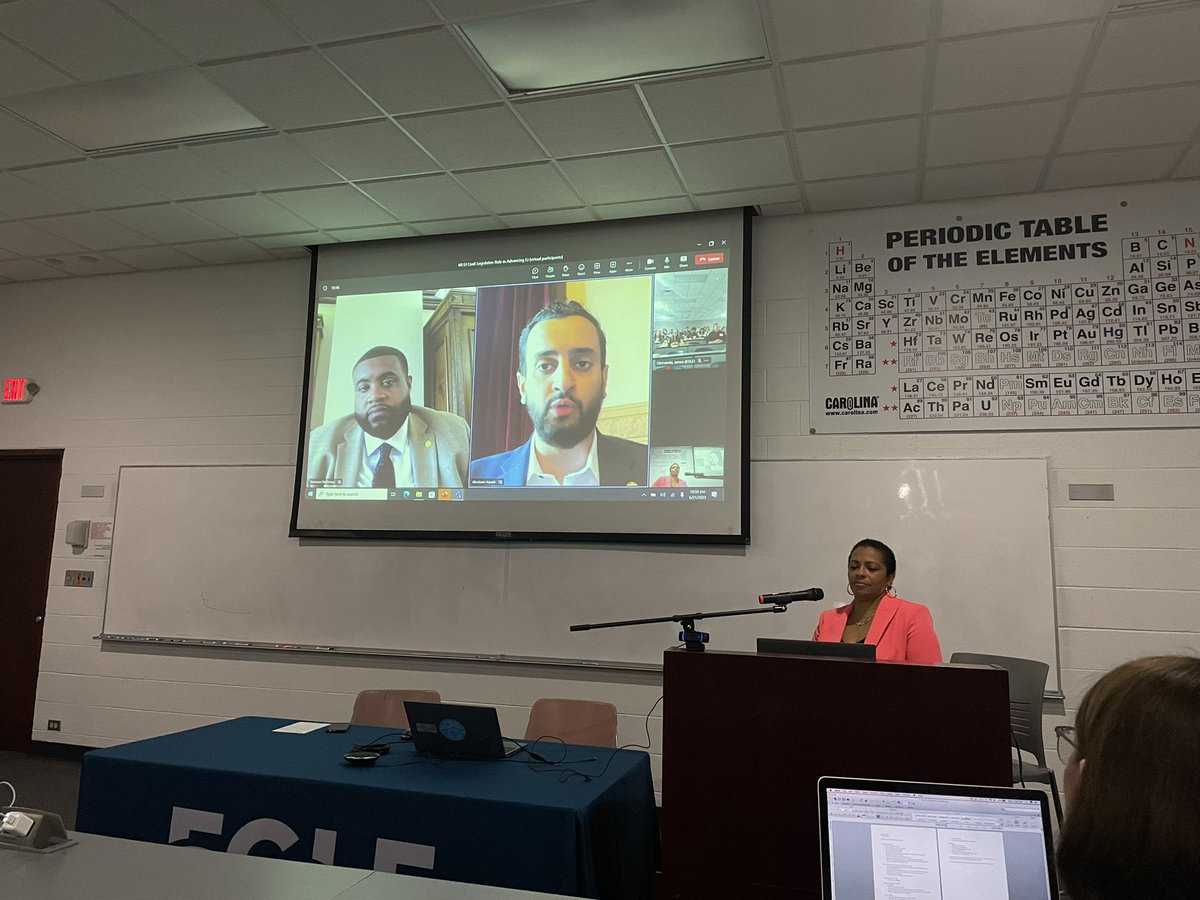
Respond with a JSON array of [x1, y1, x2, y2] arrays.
[[658, 649, 1011, 899]]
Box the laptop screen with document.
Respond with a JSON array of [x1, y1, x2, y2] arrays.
[[818, 776, 1058, 900]]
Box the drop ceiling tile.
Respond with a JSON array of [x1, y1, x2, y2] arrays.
[[0, 111, 82, 168], [1046, 146, 1181, 191], [99, 147, 252, 200], [32, 212, 155, 250], [923, 159, 1044, 201], [290, 121, 438, 181], [0, 173, 81, 218], [515, 88, 657, 156], [1061, 85, 1200, 154], [356, 174, 489, 220], [402, 106, 544, 169], [0, 0, 183, 81], [500, 208, 595, 229], [794, 119, 920, 181], [672, 135, 793, 194], [251, 231, 326, 249], [768, 0, 930, 60], [106, 204, 233, 243], [781, 47, 926, 129], [940, 0, 1109, 37], [53, 255, 135, 277], [0, 39, 73, 97], [112, 0, 305, 62], [182, 194, 320, 234], [454, 162, 580, 213], [267, 185, 397, 229], [0, 259, 71, 281], [324, 29, 498, 115], [15, 159, 164, 209], [408, 216, 505, 235], [108, 246, 205, 270], [641, 69, 783, 143], [558, 149, 683, 204], [0, 221, 86, 256], [594, 197, 693, 219], [328, 224, 419, 242], [431, 0, 559, 18], [695, 185, 801, 210], [926, 101, 1067, 167], [806, 172, 919, 212], [1086, 7, 1200, 92], [1176, 145, 1200, 179], [934, 24, 1092, 110], [202, 49, 380, 130], [270, 0, 440, 43], [175, 239, 277, 264], [192, 134, 340, 191], [262, 244, 311, 259]]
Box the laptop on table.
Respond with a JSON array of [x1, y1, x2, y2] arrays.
[[818, 776, 1059, 900], [403, 701, 520, 760]]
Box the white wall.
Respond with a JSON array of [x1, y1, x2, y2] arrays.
[[3, 211, 1198, 801]]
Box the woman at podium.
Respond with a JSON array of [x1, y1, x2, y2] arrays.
[[811, 538, 942, 663]]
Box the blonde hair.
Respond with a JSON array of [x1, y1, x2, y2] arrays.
[[1056, 655, 1200, 899]]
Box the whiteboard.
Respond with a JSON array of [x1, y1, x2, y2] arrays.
[[102, 459, 1060, 691]]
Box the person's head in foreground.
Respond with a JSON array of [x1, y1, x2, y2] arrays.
[[1056, 654, 1200, 900]]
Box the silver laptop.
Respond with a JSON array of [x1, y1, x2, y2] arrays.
[[818, 776, 1059, 900]]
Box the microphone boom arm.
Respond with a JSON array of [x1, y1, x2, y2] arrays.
[[569, 603, 789, 652]]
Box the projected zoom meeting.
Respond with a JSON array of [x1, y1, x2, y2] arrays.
[[304, 270, 730, 503]]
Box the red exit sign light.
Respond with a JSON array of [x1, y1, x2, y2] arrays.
[[2, 378, 31, 403]]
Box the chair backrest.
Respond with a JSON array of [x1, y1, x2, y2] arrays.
[[351, 689, 441, 729], [524, 698, 618, 748], [950, 653, 1050, 766]]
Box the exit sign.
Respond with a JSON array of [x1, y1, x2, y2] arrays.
[[1, 378, 32, 403]]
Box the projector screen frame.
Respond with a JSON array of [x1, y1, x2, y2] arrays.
[[290, 208, 754, 546]]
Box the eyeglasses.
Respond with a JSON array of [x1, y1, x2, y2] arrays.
[[1054, 724, 1078, 765]]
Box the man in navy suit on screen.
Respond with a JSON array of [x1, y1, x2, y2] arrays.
[[470, 301, 647, 487]]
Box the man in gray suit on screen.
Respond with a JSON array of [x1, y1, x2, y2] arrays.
[[307, 345, 470, 488]]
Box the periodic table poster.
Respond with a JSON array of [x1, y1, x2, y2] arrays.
[[807, 181, 1200, 433]]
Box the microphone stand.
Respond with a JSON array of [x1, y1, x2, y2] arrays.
[[570, 603, 790, 652]]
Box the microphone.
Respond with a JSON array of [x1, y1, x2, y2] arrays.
[[758, 587, 824, 605]]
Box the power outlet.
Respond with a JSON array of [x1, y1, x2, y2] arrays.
[[47, 719, 61, 731], [64, 570, 94, 587]]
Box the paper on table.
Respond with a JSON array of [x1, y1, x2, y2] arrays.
[[273, 721, 330, 734]]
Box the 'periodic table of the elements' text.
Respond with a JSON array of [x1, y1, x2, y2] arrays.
[[826, 232, 1200, 420]]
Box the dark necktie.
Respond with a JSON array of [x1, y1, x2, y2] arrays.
[[372, 443, 395, 488]]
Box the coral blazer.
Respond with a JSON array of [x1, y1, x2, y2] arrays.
[[812, 593, 943, 664]]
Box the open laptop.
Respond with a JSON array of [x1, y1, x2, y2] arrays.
[[818, 776, 1058, 900], [757, 637, 876, 661], [403, 701, 520, 760]]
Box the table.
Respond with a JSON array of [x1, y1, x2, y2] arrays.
[[4, 831, 572, 899], [75, 717, 655, 899]]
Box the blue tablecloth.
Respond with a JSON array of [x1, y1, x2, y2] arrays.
[[76, 717, 655, 899]]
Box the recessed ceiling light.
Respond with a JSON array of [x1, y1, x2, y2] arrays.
[[458, 0, 768, 95]]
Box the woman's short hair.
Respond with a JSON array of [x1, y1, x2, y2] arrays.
[[1056, 655, 1200, 900], [849, 538, 896, 576]]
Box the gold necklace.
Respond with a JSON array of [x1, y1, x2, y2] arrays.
[[849, 594, 887, 627]]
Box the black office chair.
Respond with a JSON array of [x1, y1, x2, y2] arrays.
[[949, 652, 1063, 824]]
